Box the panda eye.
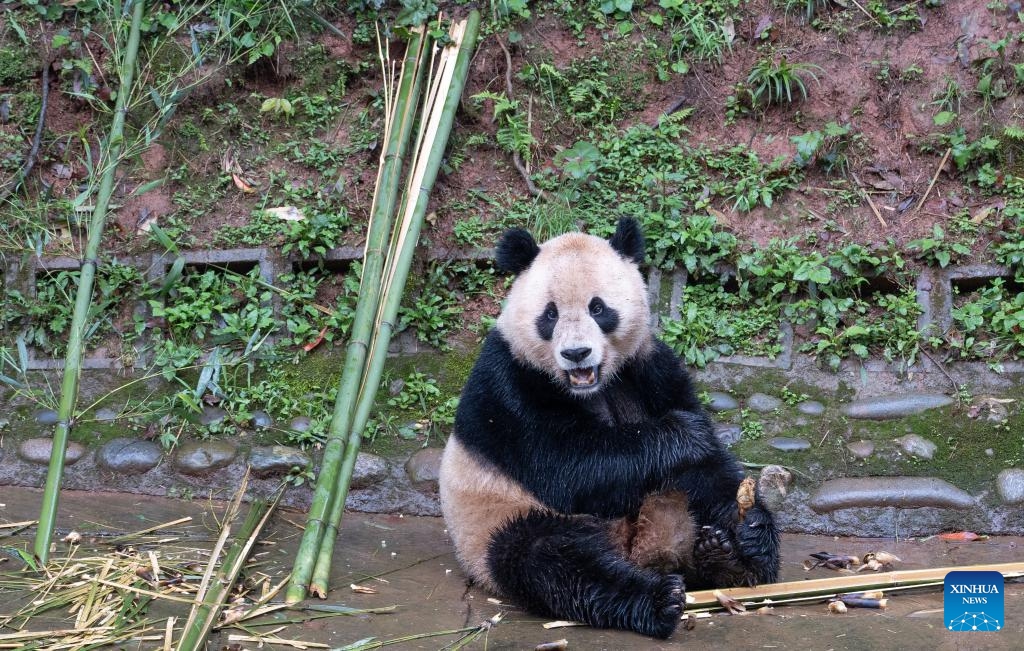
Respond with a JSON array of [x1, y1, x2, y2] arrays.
[[589, 298, 604, 316], [544, 304, 558, 320]]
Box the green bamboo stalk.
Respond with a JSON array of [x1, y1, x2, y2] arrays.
[[307, 11, 482, 596], [175, 490, 282, 651], [285, 29, 429, 604], [33, 0, 147, 563]]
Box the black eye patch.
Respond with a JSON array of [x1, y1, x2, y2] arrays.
[[535, 301, 558, 341], [589, 297, 619, 333]]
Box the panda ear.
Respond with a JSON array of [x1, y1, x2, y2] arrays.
[[609, 217, 645, 265], [495, 228, 540, 275]]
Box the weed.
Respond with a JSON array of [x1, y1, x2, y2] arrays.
[[740, 409, 765, 439], [907, 224, 971, 268], [791, 122, 856, 174], [746, 56, 822, 107]]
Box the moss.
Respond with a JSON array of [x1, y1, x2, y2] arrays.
[[0, 47, 36, 86]]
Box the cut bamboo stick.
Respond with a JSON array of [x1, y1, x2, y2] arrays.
[[687, 561, 1024, 611], [307, 12, 481, 596]]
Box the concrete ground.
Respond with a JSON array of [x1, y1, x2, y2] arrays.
[[1, 487, 1021, 650]]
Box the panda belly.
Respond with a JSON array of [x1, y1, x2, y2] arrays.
[[439, 434, 545, 593]]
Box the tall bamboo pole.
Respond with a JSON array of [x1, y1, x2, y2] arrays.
[[307, 11, 481, 596], [33, 0, 147, 563], [285, 30, 429, 604]]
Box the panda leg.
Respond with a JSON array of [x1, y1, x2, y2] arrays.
[[487, 509, 685, 639]]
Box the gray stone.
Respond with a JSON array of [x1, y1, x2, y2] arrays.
[[747, 393, 783, 413], [985, 448, 995, 457], [841, 394, 953, 420], [809, 477, 974, 512], [351, 453, 389, 489], [896, 434, 937, 460], [34, 409, 59, 425], [768, 437, 811, 451], [251, 411, 273, 429], [94, 408, 118, 422], [714, 423, 742, 447], [846, 440, 875, 459], [796, 400, 825, 416], [405, 448, 443, 491], [758, 465, 793, 511], [96, 438, 162, 474], [290, 416, 312, 432], [706, 392, 739, 412], [19, 438, 87, 465], [249, 445, 311, 477], [0, 417, 9, 430], [173, 440, 237, 475], [198, 406, 227, 426], [388, 379, 406, 397], [996, 469, 1024, 505]]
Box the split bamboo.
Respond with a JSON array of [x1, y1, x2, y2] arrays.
[[307, 12, 481, 595], [285, 28, 429, 604], [34, 0, 147, 563]]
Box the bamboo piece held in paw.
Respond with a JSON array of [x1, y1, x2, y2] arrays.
[[736, 476, 756, 522]]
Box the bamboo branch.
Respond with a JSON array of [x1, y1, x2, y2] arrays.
[[687, 561, 1024, 612], [914, 147, 952, 215], [33, 0, 147, 564]]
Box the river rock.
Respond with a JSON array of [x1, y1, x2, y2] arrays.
[[747, 393, 782, 413], [706, 392, 739, 412], [351, 453, 389, 489], [96, 438, 162, 474], [173, 440, 237, 475], [249, 445, 311, 477], [198, 406, 227, 426], [809, 477, 974, 512], [896, 434, 937, 460], [405, 448, 443, 491], [758, 465, 793, 511], [290, 416, 312, 432], [250, 411, 273, 429], [841, 394, 953, 420], [996, 469, 1024, 505], [94, 408, 118, 422], [714, 423, 742, 447], [768, 437, 811, 451], [34, 409, 59, 425], [846, 440, 875, 459], [19, 437, 87, 465], [797, 400, 825, 416]]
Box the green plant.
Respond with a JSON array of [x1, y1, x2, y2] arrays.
[[791, 122, 855, 174], [907, 224, 971, 268], [780, 386, 810, 406], [739, 409, 764, 439], [746, 56, 822, 107], [471, 91, 535, 159], [950, 278, 1024, 361]]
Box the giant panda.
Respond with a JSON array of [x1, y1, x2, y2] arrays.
[[439, 218, 779, 639]]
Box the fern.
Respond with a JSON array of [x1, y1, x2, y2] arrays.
[[1003, 125, 1024, 141], [472, 91, 535, 159]]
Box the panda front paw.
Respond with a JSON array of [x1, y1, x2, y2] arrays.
[[693, 526, 756, 588]]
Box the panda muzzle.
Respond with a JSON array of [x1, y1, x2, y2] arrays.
[[567, 366, 599, 388]]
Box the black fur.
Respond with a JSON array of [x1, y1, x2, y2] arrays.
[[589, 297, 619, 334], [535, 302, 557, 341], [487, 510, 684, 639], [455, 330, 780, 634], [495, 228, 540, 275], [608, 217, 645, 265]]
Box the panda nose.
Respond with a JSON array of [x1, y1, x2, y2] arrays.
[[560, 347, 592, 363]]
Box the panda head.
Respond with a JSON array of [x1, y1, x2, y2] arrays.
[[494, 217, 651, 396]]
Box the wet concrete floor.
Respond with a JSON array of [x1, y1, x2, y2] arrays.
[[1, 487, 1021, 650]]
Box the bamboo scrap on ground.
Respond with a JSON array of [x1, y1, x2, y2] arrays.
[[687, 561, 1024, 612]]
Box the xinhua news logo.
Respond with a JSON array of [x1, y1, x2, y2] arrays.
[[944, 570, 1004, 632]]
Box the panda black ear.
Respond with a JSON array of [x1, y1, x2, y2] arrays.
[[609, 217, 645, 265], [495, 228, 540, 275]]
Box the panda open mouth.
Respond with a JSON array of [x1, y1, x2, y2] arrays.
[[567, 365, 600, 389]]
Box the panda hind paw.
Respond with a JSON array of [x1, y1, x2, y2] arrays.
[[693, 526, 757, 588], [643, 574, 685, 639]]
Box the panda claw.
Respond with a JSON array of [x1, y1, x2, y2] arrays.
[[643, 574, 685, 639]]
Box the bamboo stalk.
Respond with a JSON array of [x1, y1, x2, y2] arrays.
[[307, 12, 481, 596], [687, 561, 1024, 611], [285, 28, 429, 605], [33, 0, 147, 564], [174, 488, 283, 651]]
